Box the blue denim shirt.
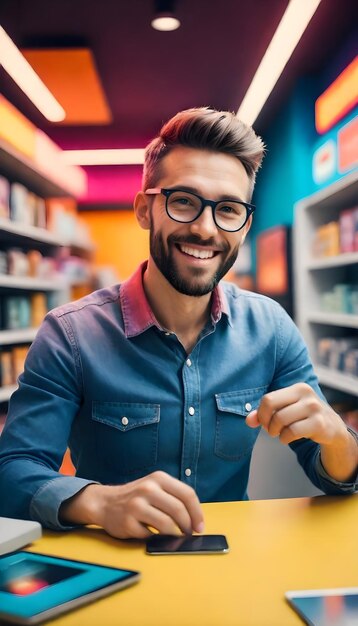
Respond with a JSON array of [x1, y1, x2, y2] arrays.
[[0, 262, 356, 529]]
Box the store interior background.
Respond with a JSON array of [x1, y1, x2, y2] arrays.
[[0, 0, 357, 498]]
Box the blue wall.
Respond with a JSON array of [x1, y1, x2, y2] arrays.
[[252, 77, 317, 239], [250, 36, 357, 271]]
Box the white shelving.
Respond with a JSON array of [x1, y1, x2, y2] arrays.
[[0, 216, 94, 255], [0, 328, 39, 345], [307, 251, 358, 270], [0, 385, 17, 403], [314, 366, 358, 396], [0, 274, 67, 291], [294, 170, 358, 397], [307, 312, 358, 328]]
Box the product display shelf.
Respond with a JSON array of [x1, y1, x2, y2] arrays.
[[294, 170, 358, 398], [0, 137, 92, 399], [0, 328, 39, 345], [307, 312, 358, 328], [307, 251, 358, 269], [0, 138, 76, 198], [0, 384, 17, 403], [314, 366, 358, 396], [0, 274, 67, 290], [0, 216, 62, 246], [0, 216, 94, 257]]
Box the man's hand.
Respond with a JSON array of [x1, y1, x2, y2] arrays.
[[60, 471, 204, 540], [245, 382, 347, 445], [246, 382, 358, 483]]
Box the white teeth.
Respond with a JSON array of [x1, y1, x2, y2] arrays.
[[180, 245, 214, 259]]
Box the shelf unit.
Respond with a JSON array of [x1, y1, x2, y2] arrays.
[[0, 328, 39, 345], [0, 137, 84, 198], [294, 170, 358, 397], [0, 384, 18, 403], [0, 135, 91, 402]]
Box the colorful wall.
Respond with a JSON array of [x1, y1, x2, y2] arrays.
[[251, 38, 357, 269], [80, 209, 149, 280]]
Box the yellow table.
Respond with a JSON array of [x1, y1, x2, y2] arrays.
[[26, 495, 358, 625]]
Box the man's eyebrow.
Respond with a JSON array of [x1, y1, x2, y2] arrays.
[[167, 185, 246, 203]]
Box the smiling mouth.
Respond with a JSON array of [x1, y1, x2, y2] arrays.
[[177, 244, 218, 259]]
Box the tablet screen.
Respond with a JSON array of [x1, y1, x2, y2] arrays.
[[0, 551, 140, 624], [286, 588, 358, 626]]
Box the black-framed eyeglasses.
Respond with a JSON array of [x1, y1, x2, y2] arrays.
[[145, 187, 255, 233]]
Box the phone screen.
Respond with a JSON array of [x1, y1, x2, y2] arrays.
[[146, 534, 229, 555]]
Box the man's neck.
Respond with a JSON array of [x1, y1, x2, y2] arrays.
[[143, 259, 212, 351]]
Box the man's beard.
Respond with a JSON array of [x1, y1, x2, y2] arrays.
[[149, 230, 239, 297]]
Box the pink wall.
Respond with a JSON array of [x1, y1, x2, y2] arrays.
[[79, 165, 143, 205]]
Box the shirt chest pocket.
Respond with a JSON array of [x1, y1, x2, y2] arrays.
[[214, 388, 267, 461], [92, 402, 160, 475]]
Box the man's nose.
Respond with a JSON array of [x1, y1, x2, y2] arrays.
[[189, 205, 218, 238]]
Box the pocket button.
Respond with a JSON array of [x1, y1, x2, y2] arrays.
[[245, 402, 252, 412], [121, 416, 129, 426]]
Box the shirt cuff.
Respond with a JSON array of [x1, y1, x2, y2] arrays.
[[30, 476, 99, 530], [315, 428, 358, 494]]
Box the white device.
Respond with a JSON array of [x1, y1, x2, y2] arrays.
[[0, 517, 42, 555]]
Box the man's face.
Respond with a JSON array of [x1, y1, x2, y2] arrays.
[[148, 146, 252, 297]]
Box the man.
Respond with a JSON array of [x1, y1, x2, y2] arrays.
[[0, 108, 357, 539]]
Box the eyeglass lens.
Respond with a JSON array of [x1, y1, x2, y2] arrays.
[[166, 190, 248, 231]]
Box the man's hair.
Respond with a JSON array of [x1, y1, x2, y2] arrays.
[[143, 107, 265, 199]]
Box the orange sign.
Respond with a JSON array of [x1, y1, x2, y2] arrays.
[[315, 56, 358, 134], [256, 227, 288, 296]]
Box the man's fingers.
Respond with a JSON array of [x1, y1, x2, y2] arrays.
[[267, 402, 306, 437], [245, 410, 260, 428], [278, 418, 317, 445], [137, 502, 182, 535], [151, 471, 204, 533], [149, 490, 194, 534], [252, 383, 314, 430]]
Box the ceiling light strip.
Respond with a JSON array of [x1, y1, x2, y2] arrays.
[[0, 26, 66, 122], [237, 0, 322, 126], [62, 148, 146, 165]]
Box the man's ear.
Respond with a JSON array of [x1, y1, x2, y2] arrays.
[[241, 214, 253, 243], [134, 191, 151, 230]]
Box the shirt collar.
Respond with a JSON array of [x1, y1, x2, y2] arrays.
[[120, 260, 231, 338]]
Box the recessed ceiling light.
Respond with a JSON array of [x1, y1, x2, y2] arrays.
[[151, 0, 180, 31], [237, 0, 322, 126], [62, 148, 145, 166], [0, 25, 66, 122], [151, 15, 181, 31]]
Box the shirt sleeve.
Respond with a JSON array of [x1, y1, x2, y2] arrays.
[[314, 442, 358, 494], [0, 311, 97, 530], [270, 303, 358, 495]]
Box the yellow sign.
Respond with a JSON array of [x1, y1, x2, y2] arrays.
[[0, 95, 36, 158]]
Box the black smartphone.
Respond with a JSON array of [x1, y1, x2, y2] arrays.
[[146, 534, 229, 555]]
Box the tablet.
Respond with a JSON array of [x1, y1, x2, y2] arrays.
[[0, 551, 140, 625], [285, 587, 358, 626]]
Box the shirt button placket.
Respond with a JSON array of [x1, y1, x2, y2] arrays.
[[181, 353, 199, 488]]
